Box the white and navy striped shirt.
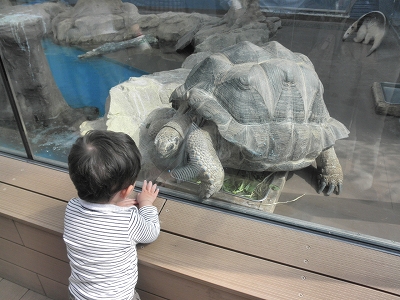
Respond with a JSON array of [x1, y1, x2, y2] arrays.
[[63, 198, 160, 300]]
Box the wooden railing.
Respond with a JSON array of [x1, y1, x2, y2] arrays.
[[0, 155, 399, 300]]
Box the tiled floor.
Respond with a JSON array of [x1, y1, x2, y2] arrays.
[[0, 277, 53, 300]]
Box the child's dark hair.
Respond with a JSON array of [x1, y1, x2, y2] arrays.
[[68, 130, 141, 203]]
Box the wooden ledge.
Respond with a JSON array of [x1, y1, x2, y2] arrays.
[[138, 231, 400, 299], [0, 183, 66, 235], [1, 155, 400, 299], [0, 155, 75, 202], [159, 200, 400, 295]]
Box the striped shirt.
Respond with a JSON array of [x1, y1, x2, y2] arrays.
[[63, 198, 160, 300]]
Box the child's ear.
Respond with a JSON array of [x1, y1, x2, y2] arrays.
[[120, 184, 134, 199]]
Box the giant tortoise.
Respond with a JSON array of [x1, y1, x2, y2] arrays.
[[153, 41, 349, 199]]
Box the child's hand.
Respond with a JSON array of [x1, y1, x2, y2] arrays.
[[116, 198, 139, 207], [137, 180, 159, 208]]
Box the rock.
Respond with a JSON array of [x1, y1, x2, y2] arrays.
[[138, 12, 219, 44], [0, 2, 67, 37], [0, 0, 282, 144], [193, 3, 281, 53], [174, 23, 200, 51], [50, 0, 218, 46], [80, 68, 191, 142], [52, 0, 140, 44], [183, 0, 282, 53], [0, 0, 11, 10], [0, 12, 68, 122], [0, 4, 98, 126], [195, 24, 272, 53], [48, 0, 281, 56]]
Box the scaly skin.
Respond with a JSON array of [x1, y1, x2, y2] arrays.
[[316, 146, 343, 195], [171, 128, 224, 199]]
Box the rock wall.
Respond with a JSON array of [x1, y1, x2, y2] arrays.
[[0, 3, 98, 125], [49, 0, 280, 54], [0, 11, 68, 122], [52, 0, 140, 44]]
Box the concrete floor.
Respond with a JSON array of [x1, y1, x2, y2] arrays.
[[269, 18, 400, 243]]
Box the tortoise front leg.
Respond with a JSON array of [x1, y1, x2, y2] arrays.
[[316, 146, 344, 195], [171, 127, 224, 199]]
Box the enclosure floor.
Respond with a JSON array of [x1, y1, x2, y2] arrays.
[[268, 18, 400, 243]]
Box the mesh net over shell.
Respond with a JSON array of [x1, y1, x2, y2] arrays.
[[171, 41, 349, 170]]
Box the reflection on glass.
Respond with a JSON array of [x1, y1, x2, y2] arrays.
[[27, 39, 148, 166], [0, 0, 399, 247], [260, 0, 354, 15], [0, 74, 26, 158]]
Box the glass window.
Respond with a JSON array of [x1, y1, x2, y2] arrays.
[[0, 61, 27, 157], [1, 0, 399, 249]]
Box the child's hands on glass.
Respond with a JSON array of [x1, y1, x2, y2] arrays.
[[137, 180, 159, 208]]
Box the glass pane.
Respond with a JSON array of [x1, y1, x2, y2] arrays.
[[1, 0, 400, 248], [0, 69, 27, 158], [260, 0, 354, 15]]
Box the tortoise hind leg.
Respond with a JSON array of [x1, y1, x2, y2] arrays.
[[171, 127, 224, 200], [316, 146, 344, 195]]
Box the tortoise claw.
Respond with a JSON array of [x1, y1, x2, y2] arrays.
[[326, 184, 335, 195], [317, 181, 326, 194], [337, 183, 342, 195], [318, 180, 342, 195]]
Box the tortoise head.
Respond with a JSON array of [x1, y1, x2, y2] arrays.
[[154, 115, 191, 158], [154, 126, 183, 158]]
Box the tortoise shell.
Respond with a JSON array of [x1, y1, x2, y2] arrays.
[[170, 41, 349, 170]]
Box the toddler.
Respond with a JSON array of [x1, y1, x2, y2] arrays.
[[64, 130, 160, 300]]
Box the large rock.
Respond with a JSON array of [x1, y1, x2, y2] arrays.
[[139, 1, 281, 53], [0, 2, 67, 37], [0, 12, 68, 122], [0, 0, 11, 10], [80, 68, 190, 142], [193, 1, 281, 53], [0, 3, 98, 126], [50, 0, 281, 56], [80, 67, 193, 176], [138, 11, 219, 44], [52, 1, 220, 46], [52, 0, 140, 44]]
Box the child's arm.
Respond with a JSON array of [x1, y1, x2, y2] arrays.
[[130, 180, 160, 244]]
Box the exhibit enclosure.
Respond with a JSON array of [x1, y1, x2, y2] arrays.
[[1, 0, 400, 251]]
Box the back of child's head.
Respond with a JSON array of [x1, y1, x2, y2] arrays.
[[68, 130, 142, 203]]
